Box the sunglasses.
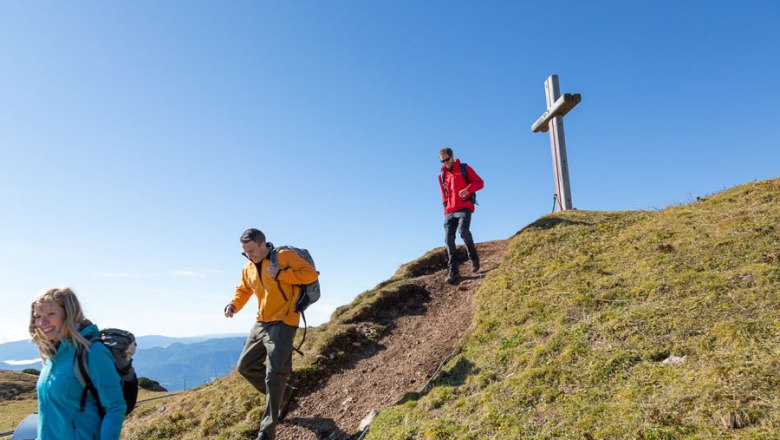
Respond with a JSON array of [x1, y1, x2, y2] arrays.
[[440, 156, 451, 163]]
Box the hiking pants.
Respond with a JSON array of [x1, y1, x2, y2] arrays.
[[444, 209, 478, 274], [237, 321, 297, 440]]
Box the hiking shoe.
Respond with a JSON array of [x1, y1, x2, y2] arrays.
[[445, 272, 460, 285], [471, 258, 480, 273], [278, 385, 296, 421]]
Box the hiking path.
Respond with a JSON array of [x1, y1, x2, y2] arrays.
[[277, 239, 509, 440]]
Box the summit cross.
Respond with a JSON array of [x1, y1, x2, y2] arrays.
[[531, 74, 581, 211]]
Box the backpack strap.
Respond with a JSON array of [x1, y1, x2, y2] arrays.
[[269, 247, 289, 302], [74, 339, 106, 419], [272, 245, 312, 356], [460, 163, 478, 205], [293, 311, 307, 356], [268, 246, 319, 356], [440, 170, 448, 207], [441, 164, 470, 194]]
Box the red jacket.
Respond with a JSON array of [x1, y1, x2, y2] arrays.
[[439, 159, 484, 214]]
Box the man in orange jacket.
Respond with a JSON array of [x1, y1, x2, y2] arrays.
[[438, 147, 484, 284], [224, 228, 318, 440]]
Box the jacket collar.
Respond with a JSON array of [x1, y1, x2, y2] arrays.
[[441, 158, 461, 173]]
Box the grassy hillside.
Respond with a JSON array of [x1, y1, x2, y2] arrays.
[[121, 275, 425, 439], [119, 178, 779, 439], [369, 178, 780, 439], [0, 368, 178, 433], [0, 370, 38, 432]]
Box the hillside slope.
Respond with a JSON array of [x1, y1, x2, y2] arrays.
[[121, 178, 779, 440], [0, 370, 39, 432], [370, 178, 780, 439], [0, 370, 37, 401], [122, 240, 508, 440]]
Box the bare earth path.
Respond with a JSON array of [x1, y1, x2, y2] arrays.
[[276, 239, 509, 440]]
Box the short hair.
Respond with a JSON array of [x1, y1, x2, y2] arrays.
[[29, 287, 90, 361], [240, 228, 266, 245], [439, 147, 453, 158]]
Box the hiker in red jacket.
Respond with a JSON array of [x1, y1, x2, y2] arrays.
[[438, 147, 484, 284]]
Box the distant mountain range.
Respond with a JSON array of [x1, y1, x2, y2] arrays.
[[0, 334, 246, 391]]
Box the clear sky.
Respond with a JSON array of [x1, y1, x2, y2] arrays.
[[1, 1, 778, 343]]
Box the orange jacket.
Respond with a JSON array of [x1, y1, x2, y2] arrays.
[[230, 247, 318, 327]]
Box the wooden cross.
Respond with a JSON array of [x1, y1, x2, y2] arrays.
[[531, 74, 581, 211]]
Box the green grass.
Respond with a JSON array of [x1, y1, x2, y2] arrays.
[[368, 178, 780, 439], [0, 369, 38, 432], [0, 382, 179, 434], [0, 399, 37, 432], [121, 277, 429, 439], [119, 178, 780, 439]]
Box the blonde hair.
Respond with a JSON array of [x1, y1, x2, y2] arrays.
[[29, 287, 91, 360]]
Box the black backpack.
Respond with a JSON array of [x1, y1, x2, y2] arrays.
[[440, 162, 477, 205], [74, 328, 139, 417]]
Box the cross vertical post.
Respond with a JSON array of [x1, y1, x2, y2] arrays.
[[531, 74, 581, 211]]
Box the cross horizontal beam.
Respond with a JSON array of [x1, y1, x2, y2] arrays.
[[531, 93, 582, 133]]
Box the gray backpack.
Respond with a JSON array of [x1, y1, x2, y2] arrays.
[[74, 328, 138, 417], [270, 245, 320, 354], [270, 245, 320, 312]]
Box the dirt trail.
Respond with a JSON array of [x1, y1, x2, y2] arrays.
[[276, 239, 509, 440]]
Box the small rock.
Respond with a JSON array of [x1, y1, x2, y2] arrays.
[[342, 396, 353, 405], [662, 355, 686, 365], [359, 410, 378, 431]]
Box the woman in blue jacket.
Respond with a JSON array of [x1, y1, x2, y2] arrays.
[[30, 287, 126, 440]]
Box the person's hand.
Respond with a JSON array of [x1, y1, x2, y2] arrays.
[[267, 264, 281, 279], [224, 304, 237, 318], [458, 189, 470, 199]]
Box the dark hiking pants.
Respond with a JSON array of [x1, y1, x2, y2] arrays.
[[237, 321, 297, 440], [444, 209, 478, 275]]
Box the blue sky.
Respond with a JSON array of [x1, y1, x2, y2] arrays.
[[1, 1, 778, 343]]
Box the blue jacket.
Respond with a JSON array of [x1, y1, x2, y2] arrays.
[[36, 324, 126, 440]]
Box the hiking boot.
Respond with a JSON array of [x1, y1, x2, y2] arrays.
[[445, 272, 460, 285], [471, 257, 480, 273], [278, 385, 296, 421]]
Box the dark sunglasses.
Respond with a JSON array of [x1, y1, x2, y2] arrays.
[[440, 156, 451, 163]]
